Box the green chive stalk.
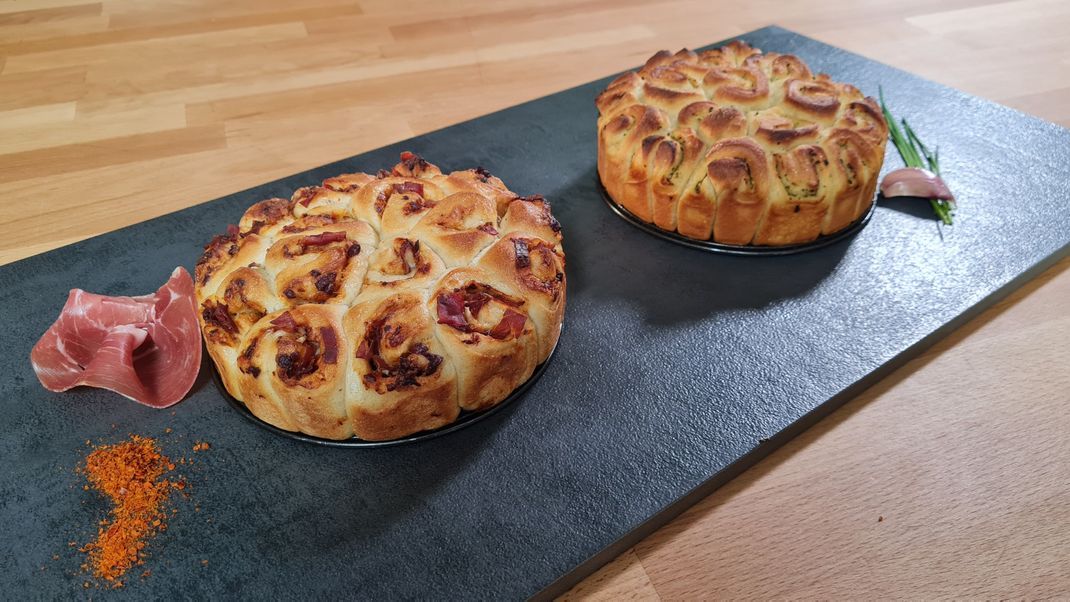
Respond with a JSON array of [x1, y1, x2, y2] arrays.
[[878, 87, 954, 225]]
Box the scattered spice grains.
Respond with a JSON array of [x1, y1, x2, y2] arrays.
[[77, 435, 186, 587], [192, 441, 210, 452]]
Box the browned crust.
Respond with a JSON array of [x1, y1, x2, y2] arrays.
[[429, 267, 539, 411], [784, 77, 841, 121], [343, 292, 460, 441], [598, 104, 670, 223], [595, 42, 888, 247], [200, 266, 277, 348], [763, 53, 813, 81], [322, 172, 374, 193], [475, 235, 566, 362], [704, 66, 770, 107], [263, 221, 376, 307], [499, 195, 563, 247], [350, 384, 460, 441], [407, 191, 498, 267], [677, 179, 716, 240], [707, 138, 775, 245], [753, 111, 821, 149], [822, 128, 881, 234], [755, 145, 830, 245], [195, 230, 240, 290], [239, 198, 292, 235], [269, 306, 351, 440], [228, 305, 352, 440]]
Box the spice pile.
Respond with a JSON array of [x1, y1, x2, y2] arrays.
[[78, 435, 181, 585]]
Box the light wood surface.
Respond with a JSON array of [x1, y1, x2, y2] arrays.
[[3, 1, 1068, 598]]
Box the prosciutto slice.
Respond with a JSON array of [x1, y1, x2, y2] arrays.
[[30, 267, 201, 408]]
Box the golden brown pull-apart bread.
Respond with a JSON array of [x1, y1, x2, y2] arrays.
[[195, 153, 565, 441], [596, 41, 888, 246]]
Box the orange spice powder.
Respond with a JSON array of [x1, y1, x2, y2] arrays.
[[79, 435, 179, 584]]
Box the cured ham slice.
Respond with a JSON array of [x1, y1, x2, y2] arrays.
[[31, 267, 201, 408]]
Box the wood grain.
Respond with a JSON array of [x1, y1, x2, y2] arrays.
[[2, 1, 1068, 597], [608, 257, 1070, 599]]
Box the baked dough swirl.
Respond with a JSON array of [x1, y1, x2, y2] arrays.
[[195, 154, 565, 441], [596, 41, 888, 246]]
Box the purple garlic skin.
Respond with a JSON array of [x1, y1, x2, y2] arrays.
[[880, 167, 954, 201]]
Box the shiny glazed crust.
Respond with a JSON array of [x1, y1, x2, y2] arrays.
[[595, 41, 889, 246], [195, 154, 565, 441]]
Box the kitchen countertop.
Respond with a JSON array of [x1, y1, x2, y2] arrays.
[[2, 1, 1067, 598]]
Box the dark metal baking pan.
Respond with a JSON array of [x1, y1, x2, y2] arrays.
[[212, 341, 558, 448], [597, 179, 876, 255]]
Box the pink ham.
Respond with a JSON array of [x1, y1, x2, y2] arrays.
[[30, 267, 201, 408], [489, 309, 527, 340]]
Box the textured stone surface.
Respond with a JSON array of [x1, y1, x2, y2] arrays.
[[1, 27, 1068, 599]]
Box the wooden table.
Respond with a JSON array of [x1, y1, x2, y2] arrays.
[[3, 1, 1068, 597]]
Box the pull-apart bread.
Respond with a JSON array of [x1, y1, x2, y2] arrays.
[[596, 41, 888, 245], [195, 153, 565, 441]]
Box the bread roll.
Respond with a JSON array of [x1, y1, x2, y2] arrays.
[[194, 154, 566, 441], [596, 41, 888, 246]]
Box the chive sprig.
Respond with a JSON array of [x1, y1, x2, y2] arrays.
[[879, 88, 954, 225]]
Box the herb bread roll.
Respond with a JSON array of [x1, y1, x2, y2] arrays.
[[596, 41, 889, 246]]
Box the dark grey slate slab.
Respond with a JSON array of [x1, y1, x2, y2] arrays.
[[2, 26, 1068, 600]]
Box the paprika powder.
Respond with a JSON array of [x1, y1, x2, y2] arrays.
[[79, 435, 179, 584]]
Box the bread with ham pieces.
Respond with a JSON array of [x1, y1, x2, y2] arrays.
[[596, 41, 889, 246], [195, 153, 565, 441]]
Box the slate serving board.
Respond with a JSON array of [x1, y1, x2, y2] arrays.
[[3, 26, 1069, 599]]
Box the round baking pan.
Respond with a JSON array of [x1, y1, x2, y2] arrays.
[[213, 340, 558, 448], [597, 180, 875, 256]]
